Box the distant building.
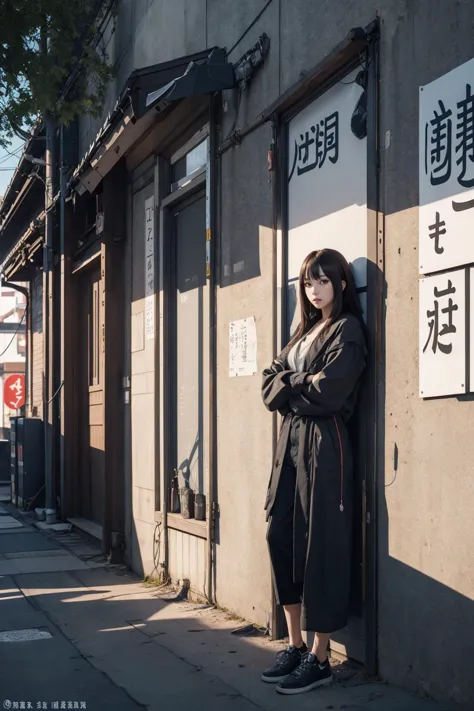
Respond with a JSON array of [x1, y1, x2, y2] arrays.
[[0, 286, 26, 431]]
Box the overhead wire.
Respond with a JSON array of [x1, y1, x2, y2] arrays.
[[47, 380, 64, 405], [0, 307, 27, 358], [0, 145, 24, 165], [226, 0, 274, 57]]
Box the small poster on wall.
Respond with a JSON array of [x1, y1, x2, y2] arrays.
[[229, 317, 258, 377]]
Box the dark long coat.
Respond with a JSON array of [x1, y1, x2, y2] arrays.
[[261, 313, 367, 633]]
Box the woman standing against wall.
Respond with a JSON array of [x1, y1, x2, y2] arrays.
[[261, 248, 367, 696]]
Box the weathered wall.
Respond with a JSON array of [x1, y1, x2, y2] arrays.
[[274, 0, 474, 705], [377, 3, 474, 707], [77, 0, 474, 706], [215, 2, 474, 706], [215, 126, 275, 624]]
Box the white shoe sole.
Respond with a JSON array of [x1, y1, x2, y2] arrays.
[[276, 676, 333, 694], [261, 674, 287, 683]]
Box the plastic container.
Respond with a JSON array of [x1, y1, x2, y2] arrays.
[[45, 508, 56, 525]]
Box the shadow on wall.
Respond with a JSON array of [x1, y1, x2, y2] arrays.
[[364, 258, 472, 708], [377, 309, 474, 710]]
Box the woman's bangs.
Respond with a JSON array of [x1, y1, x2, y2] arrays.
[[304, 254, 323, 281]]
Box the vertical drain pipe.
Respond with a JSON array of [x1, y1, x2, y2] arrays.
[[43, 114, 55, 519], [206, 95, 218, 604], [59, 124, 66, 520]]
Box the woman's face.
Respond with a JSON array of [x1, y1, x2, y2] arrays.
[[303, 267, 335, 317]]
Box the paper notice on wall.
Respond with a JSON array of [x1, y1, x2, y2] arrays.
[[145, 195, 155, 340], [229, 317, 257, 377]]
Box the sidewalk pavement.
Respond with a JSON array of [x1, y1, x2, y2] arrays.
[[0, 501, 452, 711]]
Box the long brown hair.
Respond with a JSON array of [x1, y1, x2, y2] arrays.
[[288, 248, 364, 348]]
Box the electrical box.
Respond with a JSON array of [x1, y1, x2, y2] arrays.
[[16, 418, 45, 510], [0, 438, 10, 485], [10, 417, 19, 506]]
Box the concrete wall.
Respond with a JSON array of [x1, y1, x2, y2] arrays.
[[376, 4, 474, 707], [129, 165, 157, 577], [76, 1, 474, 706], [215, 126, 275, 624]]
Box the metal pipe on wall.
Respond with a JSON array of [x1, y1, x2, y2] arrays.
[[43, 114, 55, 516], [206, 95, 218, 604], [59, 124, 66, 520]]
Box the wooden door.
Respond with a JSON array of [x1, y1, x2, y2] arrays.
[[78, 263, 105, 525]]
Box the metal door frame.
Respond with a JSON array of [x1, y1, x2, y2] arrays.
[[160, 170, 207, 526]]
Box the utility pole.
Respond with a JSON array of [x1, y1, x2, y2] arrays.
[[43, 113, 55, 519], [40, 13, 56, 520]]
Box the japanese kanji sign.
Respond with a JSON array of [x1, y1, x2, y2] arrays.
[[288, 110, 339, 181], [419, 58, 474, 274], [419, 269, 466, 397], [144, 195, 155, 340], [287, 69, 367, 336], [4, 373, 25, 410]]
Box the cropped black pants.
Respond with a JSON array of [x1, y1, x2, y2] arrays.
[[266, 418, 303, 606]]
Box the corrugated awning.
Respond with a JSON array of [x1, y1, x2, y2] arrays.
[[70, 47, 235, 195], [0, 205, 48, 281]]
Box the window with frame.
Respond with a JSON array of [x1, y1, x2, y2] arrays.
[[89, 279, 101, 387]]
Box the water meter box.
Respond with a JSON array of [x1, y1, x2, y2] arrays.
[[16, 418, 45, 510]]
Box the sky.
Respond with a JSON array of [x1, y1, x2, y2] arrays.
[[0, 135, 25, 200]]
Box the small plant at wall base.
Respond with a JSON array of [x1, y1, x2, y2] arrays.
[[0, 0, 116, 147]]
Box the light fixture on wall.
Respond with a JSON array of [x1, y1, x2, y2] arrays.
[[351, 69, 368, 140], [24, 154, 46, 167], [233, 34, 271, 92]]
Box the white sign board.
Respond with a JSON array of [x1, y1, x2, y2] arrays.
[[145, 196, 155, 340], [288, 70, 367, 297], [419, 57, 474, 275], [419, 269, 466, 397], [229, 317, 257, 377], [470, 267, 474, 390]]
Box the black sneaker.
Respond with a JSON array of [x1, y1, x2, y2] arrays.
[[261, 643, 308, 683], [276, 652, 332, 694]]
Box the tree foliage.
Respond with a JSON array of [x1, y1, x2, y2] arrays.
[[0, 0, 116, 147]]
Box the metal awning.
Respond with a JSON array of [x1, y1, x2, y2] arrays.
[[143, 48, 235, 114], [70, 47, 235, 195]]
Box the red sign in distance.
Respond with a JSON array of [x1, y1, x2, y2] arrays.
[[4, 373, 25, 410]]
